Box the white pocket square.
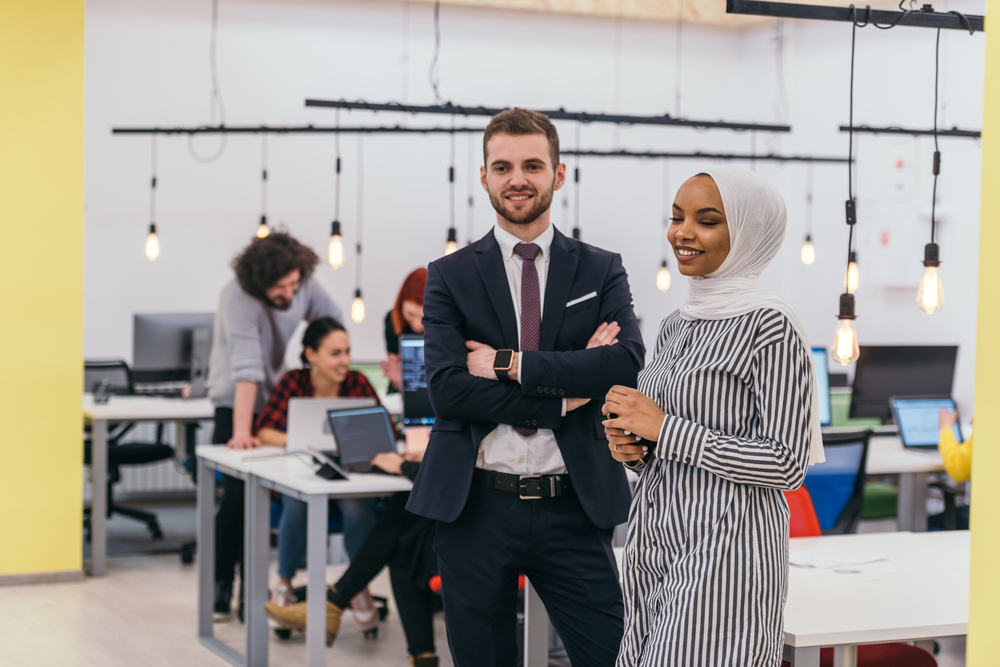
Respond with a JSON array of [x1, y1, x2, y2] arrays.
[[566, 292, 598, 308]]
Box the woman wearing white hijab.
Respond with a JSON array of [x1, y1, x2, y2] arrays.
[[603, 167, 822, 667]]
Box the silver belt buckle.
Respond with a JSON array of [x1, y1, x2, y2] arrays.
[[518, 474, 544, 500]]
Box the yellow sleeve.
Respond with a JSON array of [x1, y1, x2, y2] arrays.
[[938, 428, 972, 484]]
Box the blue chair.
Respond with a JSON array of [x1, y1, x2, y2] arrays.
[[803, 430, 872, 534]]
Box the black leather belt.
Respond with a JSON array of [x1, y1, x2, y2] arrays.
[[472, 468, 572, 500]]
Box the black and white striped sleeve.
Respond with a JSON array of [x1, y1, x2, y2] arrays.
[[653, 318, 813, 490]]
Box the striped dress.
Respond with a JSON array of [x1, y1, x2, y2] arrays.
[[617, 309, 813, 667]]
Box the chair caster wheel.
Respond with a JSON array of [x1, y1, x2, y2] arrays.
[[275, 629, 292, 640], [364, 628, 378, 640]]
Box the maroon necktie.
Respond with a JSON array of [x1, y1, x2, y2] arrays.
[[513, 242, 541, 436]]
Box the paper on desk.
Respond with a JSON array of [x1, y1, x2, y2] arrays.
[[789, 549, 886, 569]]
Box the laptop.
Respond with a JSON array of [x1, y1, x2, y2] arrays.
[[286, 397, 376, 452], [399, 335, 435, 427], [320, 406, 398, 473], [889, 395, 963, 450], [811, 347, 832, 428]]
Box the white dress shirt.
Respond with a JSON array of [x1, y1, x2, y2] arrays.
[[476, 224, 567, 476]]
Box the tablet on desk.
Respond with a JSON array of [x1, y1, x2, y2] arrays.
[[319, 406, 397, 473], [890, 395, 962, 450]]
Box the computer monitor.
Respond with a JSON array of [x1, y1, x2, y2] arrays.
[[133, 313, 215, 391], [811, 347, 832, 427], [399, 335, 435, 426], [849, 345, 958, 424]]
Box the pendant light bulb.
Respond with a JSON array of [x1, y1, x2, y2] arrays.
[[831, 293, 860, 366], [257, 215, 270, 239], [444, 227, 458, 256], [351, 288, 365, 323], [145, 223, 160, 261], [917, 243, 944, 314], [801, 235, 816, 266], [327, 221, 345, 269], [845, 251, 859, 293], [656, 259, 671, 292]]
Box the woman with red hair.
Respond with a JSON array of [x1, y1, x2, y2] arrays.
[[382, 268, 428, 391]]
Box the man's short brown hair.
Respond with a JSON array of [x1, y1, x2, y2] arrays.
[[232, 232, 319, 301], [483, 108, 560, 169]]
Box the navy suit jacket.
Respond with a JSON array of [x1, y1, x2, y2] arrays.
[[406, 226, 644, 530]]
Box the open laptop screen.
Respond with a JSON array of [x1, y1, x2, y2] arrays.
[[891, 397, 962, 448], [325, 406, 397, 472], [400, 335, 435, 426]]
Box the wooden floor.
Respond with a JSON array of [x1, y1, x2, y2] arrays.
[[0, 555, 453, 667]]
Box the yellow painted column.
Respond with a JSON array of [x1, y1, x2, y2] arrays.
[[969, 4, 1000, 663], [0, 2, 85, 579]]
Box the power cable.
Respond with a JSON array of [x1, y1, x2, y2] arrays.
[[188, 0, 227, 163]]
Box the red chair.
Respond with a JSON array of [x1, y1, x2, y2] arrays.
[[781, 487, 937, 667]]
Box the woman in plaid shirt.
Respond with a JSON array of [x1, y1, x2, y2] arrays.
[[255, 317, 383, 634]]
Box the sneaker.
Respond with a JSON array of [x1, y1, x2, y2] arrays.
[[351, 587, 379, 632], [213, 581, 233, 623], [267, 583, 295, 629], [263, 599, 344, 647]]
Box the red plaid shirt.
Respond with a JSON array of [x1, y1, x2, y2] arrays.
[[254, 368, 380, 434]]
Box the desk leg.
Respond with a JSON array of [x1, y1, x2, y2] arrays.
[[832, 645, 858, 667], [784, 645, 820, 667], [245, 474, 270, 667], [197, 460, 243, 666], [89, 419, 108, 577], [306, 494, 328, 667], [899, 472, 930, 532], [523, 578, 549, 667]]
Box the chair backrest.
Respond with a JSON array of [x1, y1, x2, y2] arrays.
[[84, 360, 133, 395], [784, 486, 822, 538], [803, 430, 872, 534]]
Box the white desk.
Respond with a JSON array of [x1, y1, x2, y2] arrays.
[[83, 394, 214, 576], [865, 435, 945, 531], [784, 531, 969, 666], [196, 445, 412, 667]]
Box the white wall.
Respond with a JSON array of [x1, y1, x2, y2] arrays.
[[84, 0, 986, 414]]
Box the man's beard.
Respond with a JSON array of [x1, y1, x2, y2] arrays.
[[267, 296, 293, 311], [487, 180, 555, 226]]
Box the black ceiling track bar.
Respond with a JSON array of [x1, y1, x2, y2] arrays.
[[838, 125, 981, 138], [111, 124, 487, 135], [304, 99, 792, 133], [563, 149, 851, 163], [726, 0, 983, 32]]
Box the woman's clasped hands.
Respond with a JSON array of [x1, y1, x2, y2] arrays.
[[602, 386, 666, 463]]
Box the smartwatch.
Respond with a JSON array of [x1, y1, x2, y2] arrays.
[[493, 349, 515, 381]]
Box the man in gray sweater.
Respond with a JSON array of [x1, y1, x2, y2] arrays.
[[207, 232, 341, 620]]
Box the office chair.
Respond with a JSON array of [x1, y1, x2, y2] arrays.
[[803, 430, 872, 534], [83, 360, 175, 541], [781, 485, 937, 667]]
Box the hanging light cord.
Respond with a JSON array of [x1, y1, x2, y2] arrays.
[[806, 162, 814, 235], [449, 116, 456, 230], [429, 0, 444, 104], [188, 0, 227, 163], [675, 0, 683, 117], [261, 134, 268, 221], [845, 10, 859, 274], [356, 135, 364, 290], [150, 135, 158, 224], [574, 123, 582, 234], [334, 109, 342, 221], [466, 133, 475, 243], [931, 28, 941, 244], [662, 159, 671, 257]]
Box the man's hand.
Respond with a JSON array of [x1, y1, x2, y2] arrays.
[[602, 386, 666, 443], [466, 341, 499, 380], [587, 321, 620, 349], [381, 354, 402, 391], [227, 432, 262, 450], [372, 452, 405, 475]]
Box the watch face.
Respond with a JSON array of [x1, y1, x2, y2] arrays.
[[494, 350, 513, 370]]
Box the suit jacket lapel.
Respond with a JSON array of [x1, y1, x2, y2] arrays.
[[541, 227, 579, 351], [474, 230, 519, 350]]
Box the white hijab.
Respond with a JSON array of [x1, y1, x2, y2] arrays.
[[679, 166, 825, 465]]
